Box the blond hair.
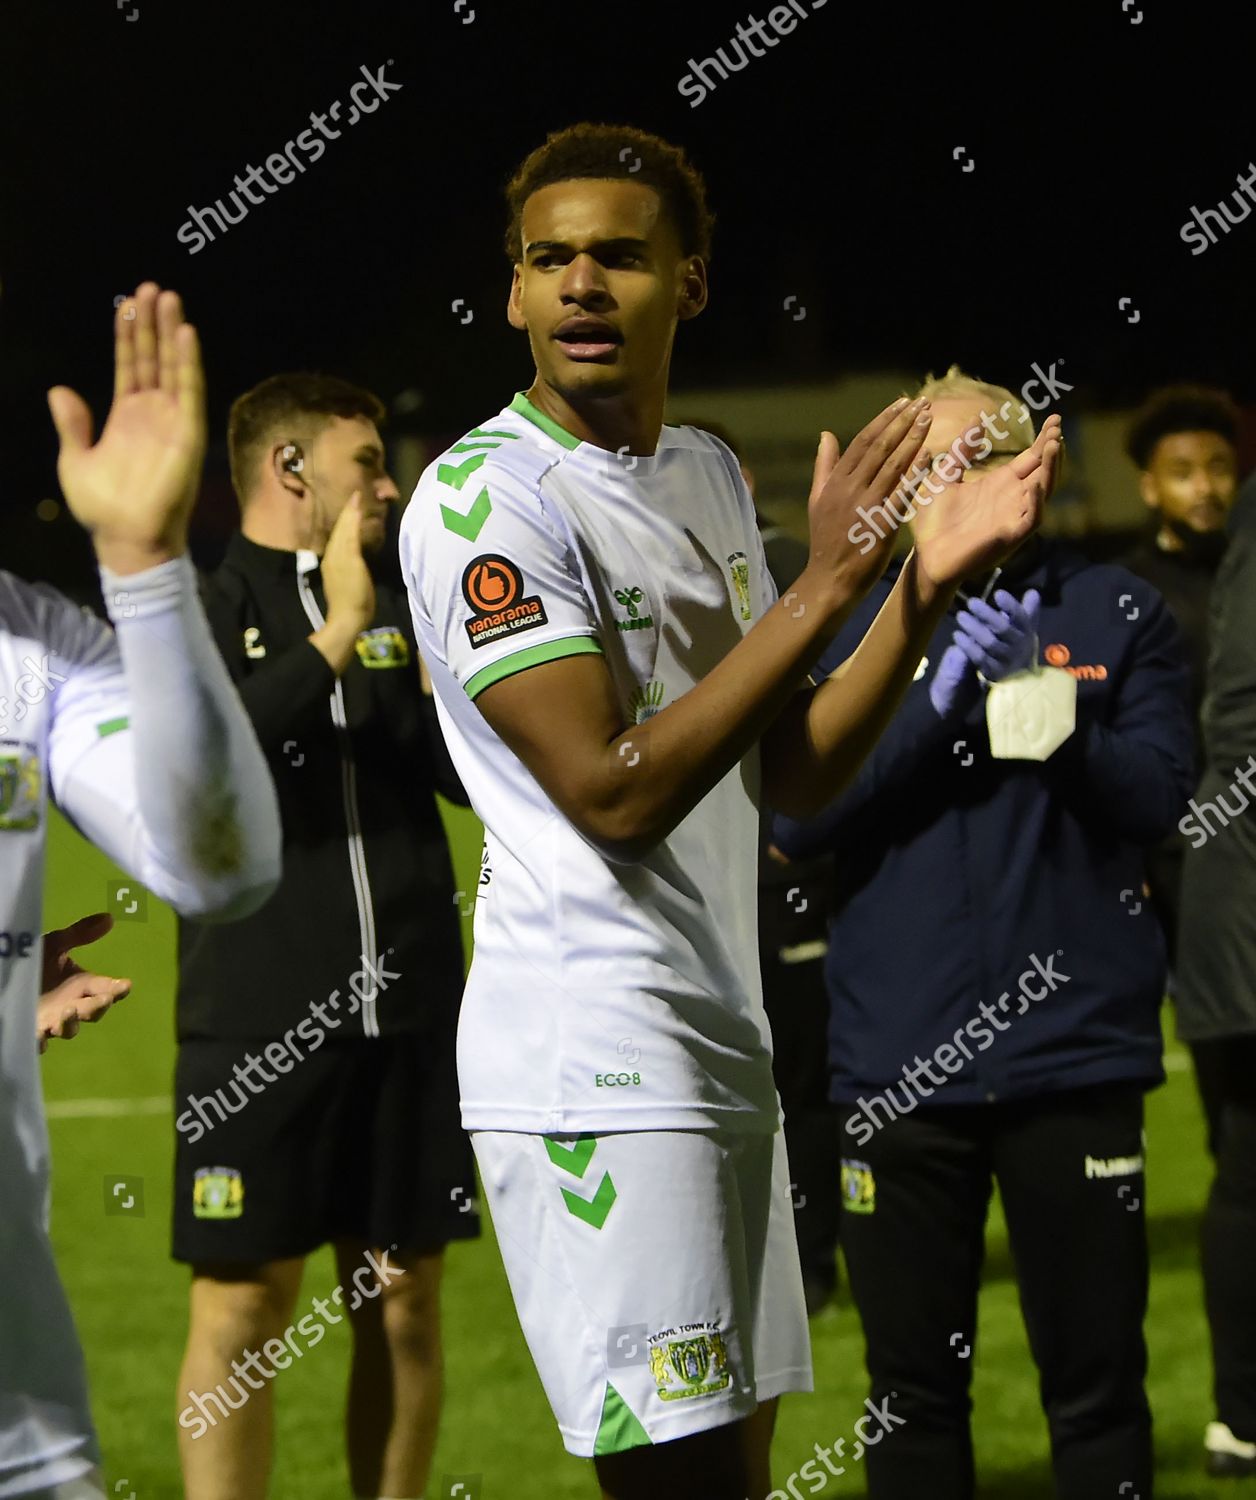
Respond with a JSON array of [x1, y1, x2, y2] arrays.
[[915, 364, 1035, 451]]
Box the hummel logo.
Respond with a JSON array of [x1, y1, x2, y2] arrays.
[[613, 585, 654, 632]]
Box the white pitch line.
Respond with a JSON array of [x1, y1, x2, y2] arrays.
[[45, 1096, 172, 1120]]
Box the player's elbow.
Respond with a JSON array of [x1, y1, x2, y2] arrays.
[[573, 799, 658, 866], [176, 867, 281, 924]]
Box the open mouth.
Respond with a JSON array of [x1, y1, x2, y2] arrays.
[[554, 317, 623, 362]]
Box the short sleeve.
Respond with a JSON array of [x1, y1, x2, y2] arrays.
[[400, 455, 604, 702]]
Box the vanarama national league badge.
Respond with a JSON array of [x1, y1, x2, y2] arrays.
[[461, 554, 549, 648]]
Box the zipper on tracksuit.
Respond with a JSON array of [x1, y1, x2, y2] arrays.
[[295, 557, 381, 1037]]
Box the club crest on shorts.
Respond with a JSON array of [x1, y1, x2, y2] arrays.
[[841, 1158, 876, 1215], [0, 742, 41, 832], [646, 1321, 732, 1402], [193, 1165, 244, 1220]]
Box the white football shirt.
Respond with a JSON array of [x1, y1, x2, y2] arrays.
[[1, 562, 280, 1498], [0, 574, 125, 1496], [399, 391, 784, 1136]]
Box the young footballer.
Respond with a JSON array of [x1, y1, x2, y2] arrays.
[[1, 282, 280, 1499], [398, 123, 1060, 1498]]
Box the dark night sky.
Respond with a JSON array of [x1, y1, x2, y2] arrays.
[[2, 0, 1251, 584]]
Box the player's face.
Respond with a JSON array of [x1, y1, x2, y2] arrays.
[[1141, 431, 1237, 534], [308, 416, 398, 553], [508, 178, 705, 404]]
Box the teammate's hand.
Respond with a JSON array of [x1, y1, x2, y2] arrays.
[[911, 418, 1062, 589], [321, 492, 376, 631], [37, 912, 131, 1054], [802, 396, 935, 610], [47, 283, 207, 574]]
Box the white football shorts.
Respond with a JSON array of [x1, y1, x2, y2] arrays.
[[471, 1125, 813, 1457]]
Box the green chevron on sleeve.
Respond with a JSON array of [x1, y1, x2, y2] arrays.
[[440, 485, 493, 540]]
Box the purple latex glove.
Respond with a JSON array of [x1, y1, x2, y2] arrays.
[[928, 588, 1041, 716], [954, 588, 1041, 682], [928, 642, 976, 718]]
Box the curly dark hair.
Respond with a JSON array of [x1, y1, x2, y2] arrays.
[[1125, 385, 1239, 470], [228, 372, 386, 502], [504, 122, 714, 264]]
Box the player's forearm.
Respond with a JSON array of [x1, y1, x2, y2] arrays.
[[309, 613, 369, 675], [761, 552, 955, 818], [98, 554, 282, 918], [594, 564, 855, 859]]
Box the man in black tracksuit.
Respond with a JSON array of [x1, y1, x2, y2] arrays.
[[1119, 385, 1239, 977], [772, 375, 1195, 1499], [172, 374, 477, 1500], [1176, 467, 1256, 1476]]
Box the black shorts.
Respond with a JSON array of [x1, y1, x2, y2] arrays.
[[171, 1027, 480, 1265]]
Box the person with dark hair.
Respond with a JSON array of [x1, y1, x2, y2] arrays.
[[172, 372, 478, 1500], [1174, 458, 1256, 1478], [400, 120, 1059, 1498], [687, 416, 843, 1315], [1122, 386, 1239, 726]]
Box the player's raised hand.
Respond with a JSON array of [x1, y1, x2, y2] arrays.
[[321, 492, 377, 630], [47, 282, 207, 572], [804, 396, 934, 606], [911, 415, 1062, 588]]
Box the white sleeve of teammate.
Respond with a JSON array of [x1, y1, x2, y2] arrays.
[[400, 455, 604, 702], [46, 556, 281, 921]]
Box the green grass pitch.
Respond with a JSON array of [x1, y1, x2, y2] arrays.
[[37, 802, 1250, 1499]]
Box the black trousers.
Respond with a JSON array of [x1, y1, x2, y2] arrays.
[[838, 1083, 1152, 1499], [1192, 1035, 1256, 1441], [761, 952, 843, 1288]]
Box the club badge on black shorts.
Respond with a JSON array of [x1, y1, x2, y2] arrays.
[[461, 554, 548, 648], [193, 1165, 244, 1220]]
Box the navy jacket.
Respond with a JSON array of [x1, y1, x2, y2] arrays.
[[771, 538, 1195, 1107]]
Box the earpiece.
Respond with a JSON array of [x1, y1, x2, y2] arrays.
[[281, 443, 304, 475]]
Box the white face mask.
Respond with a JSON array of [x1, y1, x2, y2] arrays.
[[986, 663, 1077, 761]]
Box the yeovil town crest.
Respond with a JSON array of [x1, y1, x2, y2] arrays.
[[647, 1322, 732, 1402], [0, 742, 41, 832], [727, 553, 752, 620]]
